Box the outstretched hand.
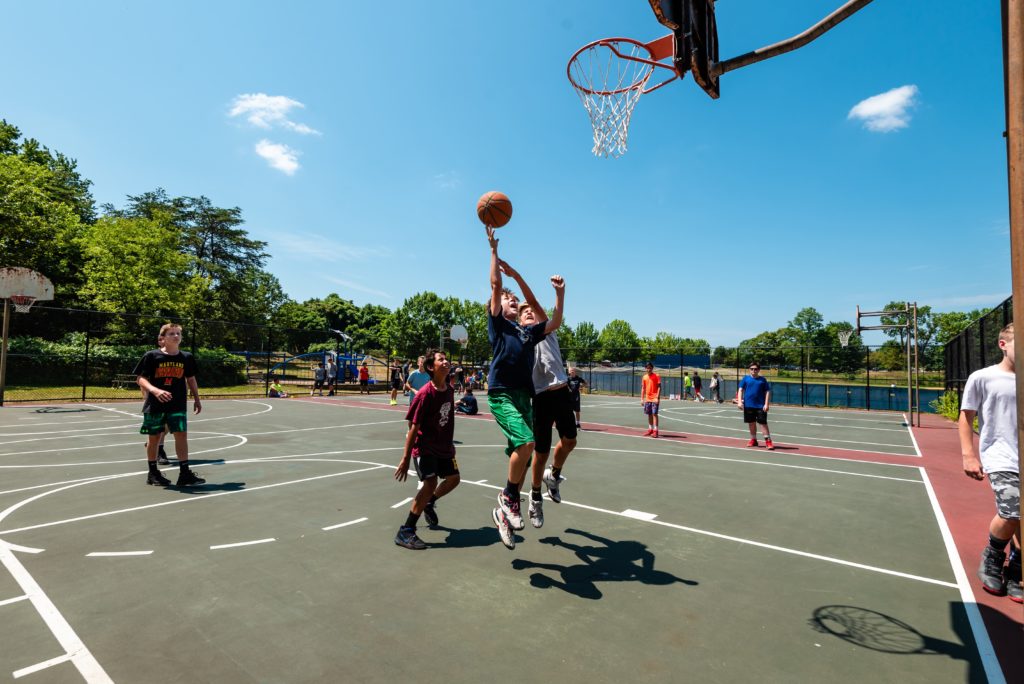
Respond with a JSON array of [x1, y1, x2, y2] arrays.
[[498, 259, 519, 279], [550, 275, 565, 291], [486, 226, 499, 251]]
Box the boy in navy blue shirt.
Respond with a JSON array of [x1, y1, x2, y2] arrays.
[[738, 362, 773, 450]]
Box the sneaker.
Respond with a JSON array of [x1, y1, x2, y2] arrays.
[[394, 526, 427, 550], [542, 467, 564, 504], [146, 470, 171, 486], [389, 400, 397, 406], [423, 503, 439, 528], [157, 445, 171, 465], [747, 438, 758, 447], [765, 438, 775, 451], [176, 469, 206, 487], [497, 491, 524, 530], [643, 429, 653, 436], [978, 547, 1007, 595], [492, 507, 515, 550], [529, 498, 544, 528], [652, 430, 659, 438], [1005, 558, 1023, 603]]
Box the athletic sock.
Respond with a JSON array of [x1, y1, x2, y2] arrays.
[[989, 534, 1010, 553], [404, 512, 421, 528], [178, 461, 190, 472], [504, 482, 519, 499], [531, 486, 542, 502], [551, 467, 562, 480]]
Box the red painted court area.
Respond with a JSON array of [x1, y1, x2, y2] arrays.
[[910, 414, 1022, 681]]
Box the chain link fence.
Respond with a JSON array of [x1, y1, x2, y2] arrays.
[[944, 295, 1013, 399]]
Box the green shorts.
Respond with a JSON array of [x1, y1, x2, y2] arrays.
[[487, 389, 534, 457], [140, 411, 187, 435]]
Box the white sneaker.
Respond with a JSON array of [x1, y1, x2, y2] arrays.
[[497, 491, 524, 530], [492, 507, 515, 549], [528, 498, 544, 528], [542, 467, 564, 504]]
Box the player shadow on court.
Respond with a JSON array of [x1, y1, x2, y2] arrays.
[[808, 604, 999, 683], [510, 528, 697, 600], [34, 406, 96, 413], [426, 525, 516, 549], [166, 481, 246, 495]]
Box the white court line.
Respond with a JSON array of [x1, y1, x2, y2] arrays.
[[462, 479, 956, 588], [391, 497, 414, 509], [0, 594, 28, 607], [242, 418, 406, 437], [210, 538, 275, 550], [658, 409, 907, 433], [13, 653, 74, 679], [86, 551, 153, 557], [322, 517, 368, 531], [0, 433, 246, 466], [574, 447, 922, 483], [622, 509, 658, 521], [904, 414, 923, 458], [0, 542, 112, 682], [919, 469, 1005, 684]]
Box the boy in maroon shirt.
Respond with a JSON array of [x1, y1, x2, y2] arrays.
[[393, 349, 461, 549]]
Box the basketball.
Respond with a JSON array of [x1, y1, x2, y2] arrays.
[[477, 191, 513, 228]]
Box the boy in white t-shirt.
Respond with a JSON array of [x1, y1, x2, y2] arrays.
[[958, 323, 1019, 602]]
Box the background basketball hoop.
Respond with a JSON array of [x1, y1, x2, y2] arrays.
[[0, 268, 55, 405], [9, 295, 36, 314], [567, 35, 679, 158], [838, 330, 853, 348]]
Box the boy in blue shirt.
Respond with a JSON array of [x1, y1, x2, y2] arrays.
[[738, 362, 774, 450]]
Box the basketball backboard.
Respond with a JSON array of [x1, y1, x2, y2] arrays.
[[647, 0, 720, 98], [0, 267, 54, 310], [450, 324, 469, 345]]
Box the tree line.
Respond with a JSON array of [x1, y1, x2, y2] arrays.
[[1, 119, 984, 369]]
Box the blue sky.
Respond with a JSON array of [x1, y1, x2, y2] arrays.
[[1, 1, 1011, 345]]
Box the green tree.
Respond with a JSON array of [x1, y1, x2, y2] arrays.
[[788, 307, 824, 347], [383, 292, 452, 358], [568, 321, 599, 362], [872, 340, 906, 371], [598, 319, 640, 362]]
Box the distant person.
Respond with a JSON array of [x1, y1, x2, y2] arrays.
[[268, 377, 289, 398], [641, 362, 661, 438], [710, 371, 723, 404], [358, 362, 370, 394], [311, 362, 326, 396], [405, 355, 431, 403], [959, 323, 1020, 602], [682, 371, 694, 400], [738, 363, 773, 450], [325, 359, 337, 396], [567, 366, 588, 429], [692, 370, 705, 402], [133, 323, 205, 487], [393, 349, 461, 549], [455, 387, 478, 415], [389, 360, 404, 405]]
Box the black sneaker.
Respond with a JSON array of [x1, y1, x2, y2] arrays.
[[147, 471, 171, 486], [394, 526, 426, 550], [157, 445, 171, 465], [176, 469, 206, 487], [423, 503, 439, 528], [1005, 557, 1022, 603], [978, 546, 1007, 595]]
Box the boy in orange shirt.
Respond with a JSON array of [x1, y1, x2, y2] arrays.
[[640, 362, 661, 438]]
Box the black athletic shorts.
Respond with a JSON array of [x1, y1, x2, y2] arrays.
[[390, 379, 402, 391], [570, 392, 581, 412], [313, 379, 325, 389], [414, 454, 459, 481], [533, 386, 577, 454], [743, 408, 768, 424], [359, 379, 368, 387]]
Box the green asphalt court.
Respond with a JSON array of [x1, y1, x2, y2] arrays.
[[0, 395, 1005, 683]]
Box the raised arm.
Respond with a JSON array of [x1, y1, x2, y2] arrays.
[[498, 259, 546, 323], [544, 275, 564, 335], [487, 227, 502, 316]]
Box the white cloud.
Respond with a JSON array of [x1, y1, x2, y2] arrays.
[[434, 171, 461, 190], [228, 93, 321, 135], [254, 140, 300, 175], [848, 85, 919, 132], [273, 232, 389, 262], [324, 276, 392, 299]]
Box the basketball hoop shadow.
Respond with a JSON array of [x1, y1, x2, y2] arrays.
[[809, 605, 974, 659], [510, 528, 697, 600]]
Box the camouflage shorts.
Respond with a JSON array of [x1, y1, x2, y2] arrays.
[[989, 471, 1021, 520]]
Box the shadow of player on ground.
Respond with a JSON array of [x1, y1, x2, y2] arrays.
[[511, 528, 698, 599]]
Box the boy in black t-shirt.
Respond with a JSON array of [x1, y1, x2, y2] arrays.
[[393, 349, 461, 549], [134, 323, 206, 487]]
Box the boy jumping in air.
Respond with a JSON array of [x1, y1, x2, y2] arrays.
[[484, 226, 563, 549], [394, 349, 461, 550], [959, 323, 1020, 602], [134, 323, 206, 487]]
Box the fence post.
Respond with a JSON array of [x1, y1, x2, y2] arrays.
[[81, 313, 92, 401], [265, 327, 273, 396], [866, 346, 871, 410], [631, 357, 636, 398], [800, 346, 805, 407]]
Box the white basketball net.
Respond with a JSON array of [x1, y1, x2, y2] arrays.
[[569, 40, 656, 158], [838, 330, 854, 348], [9, 295, 36, 313]]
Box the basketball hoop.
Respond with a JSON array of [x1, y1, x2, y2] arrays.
[[838, 330, 853, 348], [9, 295, 36, 314], [567, 35, 679, 158]]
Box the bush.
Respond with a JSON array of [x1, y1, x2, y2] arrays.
[[929, 391, 961, 422], [6, 337, 246, 387]]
